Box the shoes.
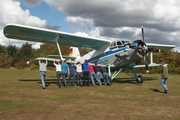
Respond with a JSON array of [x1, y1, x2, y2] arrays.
[[99, 82, 102, 86], [164, 89, 168, 94], [42, 87, 46, 89]]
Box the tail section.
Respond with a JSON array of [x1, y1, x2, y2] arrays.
[[69, 47, 81, 60]]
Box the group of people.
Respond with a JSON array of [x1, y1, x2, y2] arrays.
[[38, 59, 111, 89], [39, 59, 169, 94]]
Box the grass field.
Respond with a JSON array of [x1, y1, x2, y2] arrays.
[[0, 68, 180, 120]]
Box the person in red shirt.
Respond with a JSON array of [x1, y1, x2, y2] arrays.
[[89, 65, 96, 87]]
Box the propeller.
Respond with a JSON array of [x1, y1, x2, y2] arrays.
[[141, 26, 149, 73]]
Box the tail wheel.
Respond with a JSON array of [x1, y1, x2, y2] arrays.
[[136, 75, 144, 83]]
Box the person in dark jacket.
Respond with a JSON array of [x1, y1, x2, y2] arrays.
[[100, 66, 111, 86], [94, 63, 102, 85]]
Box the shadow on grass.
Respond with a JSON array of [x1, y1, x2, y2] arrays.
[[112, 76, 157, 84], [150, 88, 164, 93], [18, 78, 59, 87], [18, 76, 158, 86]]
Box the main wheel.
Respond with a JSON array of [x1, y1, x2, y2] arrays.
[[136, 75, 144, 83]]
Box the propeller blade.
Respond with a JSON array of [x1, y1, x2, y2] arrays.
[[141, 26, 144, 42], [141, 26, 149, 72]]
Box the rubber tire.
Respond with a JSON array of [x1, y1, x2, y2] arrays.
[[136, 75, 144, 83]]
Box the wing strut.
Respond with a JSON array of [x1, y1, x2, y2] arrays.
[[150, 52, 153, 64], [108, 65, 111, 77], [53, 36, 63, 61]]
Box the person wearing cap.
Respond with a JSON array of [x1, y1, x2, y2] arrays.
[[39, 58, 48, 89], [160, 62, 169, 93]]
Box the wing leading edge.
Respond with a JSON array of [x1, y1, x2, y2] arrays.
[[3, 23, 111, 49], [147, 43, 175, 51]]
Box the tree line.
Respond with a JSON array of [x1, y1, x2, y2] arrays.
[[0, 42, 89, 69], [0, 42, 180, 74]]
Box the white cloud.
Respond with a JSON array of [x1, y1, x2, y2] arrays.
[[65, 16, 94, 32], [1, 0, 180, 50], [0, 0, 49, 49]]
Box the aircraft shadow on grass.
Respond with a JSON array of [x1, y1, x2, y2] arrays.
[[18, 76, 59, 86], [18, 76, 158, 86], [112, 76, 158, 85]]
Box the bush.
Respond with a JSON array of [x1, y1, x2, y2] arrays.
[[0, 53, 12, 68], [30, 64, 38, 70], [14, 59, 26, 69]]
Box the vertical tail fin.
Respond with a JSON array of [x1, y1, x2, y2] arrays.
[[69, 47, 81, 60]]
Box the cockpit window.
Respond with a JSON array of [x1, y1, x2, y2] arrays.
[[117, 41, 122, 45], [110, 40, 130, 49]]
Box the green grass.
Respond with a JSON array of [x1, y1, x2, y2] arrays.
[[0, 68, 180, 120]]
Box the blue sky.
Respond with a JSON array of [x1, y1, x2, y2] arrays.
[[20, 2, 74, 33]]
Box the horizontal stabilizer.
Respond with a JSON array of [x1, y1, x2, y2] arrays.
[[46, 55, 76, 61]]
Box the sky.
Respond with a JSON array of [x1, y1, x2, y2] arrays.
[[0, 0, 180, 51]]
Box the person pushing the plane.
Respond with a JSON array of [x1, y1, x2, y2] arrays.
[[39, 58, 48, 89]]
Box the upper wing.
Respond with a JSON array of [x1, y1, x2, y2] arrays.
[[146, 43, 175, 51], [3, 23, 111, 49]]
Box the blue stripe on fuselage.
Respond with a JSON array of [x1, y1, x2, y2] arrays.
[[87, 45, 132, 63]]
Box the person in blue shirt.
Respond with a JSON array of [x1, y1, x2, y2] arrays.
[[82, 60, 89, 86], [69, 61, 75, 87], [61, 59, 69, 88]]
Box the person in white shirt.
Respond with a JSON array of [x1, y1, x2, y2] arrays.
[[75, 62, 83, 86], [39, 59, 48, 89], [54, 60, 62, 88]]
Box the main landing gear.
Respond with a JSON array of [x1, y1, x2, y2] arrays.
[[110, 67, 144, 83]]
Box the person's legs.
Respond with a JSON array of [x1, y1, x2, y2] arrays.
[[160, 78, 168, 92], [79, 72, 82, 86], [105, 73, 111, 85], [86, 72, 90, 86], [72, 74, 75, 86], [103, 73, 107, 85], [69, 74, 72, 86], [96, 72, 101, 85], [56, 71, 62, 88], [90, 72, 96, 86], [164, 79, 168, 91], [83, 72, 86, 86], [62, 73, 67, 87], [40, 71, 46, 88]]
